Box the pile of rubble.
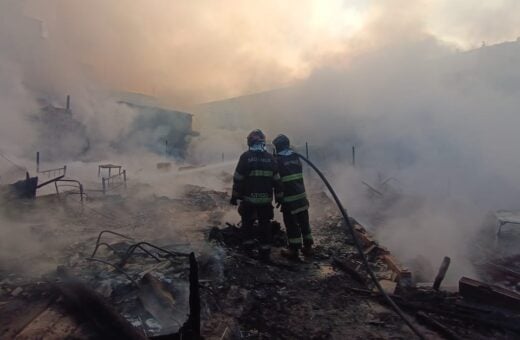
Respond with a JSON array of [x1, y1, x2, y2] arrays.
[[1, 181, 520, 339]]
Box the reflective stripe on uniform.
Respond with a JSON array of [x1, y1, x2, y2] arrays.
[[281, 173, 303, 182], [291, 205, 309, 215], [244, 196, 272, 204], [249, 170, 273, 177], [288, 237, 302, 245], [283, 192, 306, 203], [233, 172, 245, 181], [303, 233, 313, 240]]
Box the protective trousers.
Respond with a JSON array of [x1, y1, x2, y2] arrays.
[[239, 203, 274, 252], [282, 209, 313, 249]]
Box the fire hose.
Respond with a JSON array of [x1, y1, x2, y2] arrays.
[[296, 153, 425, 339]]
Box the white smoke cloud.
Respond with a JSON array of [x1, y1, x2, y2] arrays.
[[194, 35, 520, 282], [1, 0, 520, 283]]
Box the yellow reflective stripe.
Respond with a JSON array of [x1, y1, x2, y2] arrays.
[[281, 173, 303, 182], [303, 233, 313, 240], [291, 205, 309, 215], [288, 237, 302, 244], [233, 172, 245, 181], [244, 196, 272, 204], [249, 170, 273, 177], [283, 192, 306, 203]]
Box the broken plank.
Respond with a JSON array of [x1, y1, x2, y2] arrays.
[[332, 257, 368, 286], [0, 296, 56, 339], [415, 311, 461, 340], [459, 276, 520, 312], [382, 255, 412, 287]]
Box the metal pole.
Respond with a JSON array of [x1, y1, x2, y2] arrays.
[[165, 139, 168, 157], [123, 170, 127, 189], [102, 178, 106, 195], [352, 145, 356, 167], [63, 165, 67, 176], [79, 184, 84, 203], [305, 142, 309, 159], [66, 95, 71, 111], [36, 152, 40, 173]]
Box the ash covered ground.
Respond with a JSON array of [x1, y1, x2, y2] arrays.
[[0, 166, 519, 339]]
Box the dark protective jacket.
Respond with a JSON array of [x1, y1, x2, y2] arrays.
[[275, 151, 309, 214], [232, 149, 283, 205]]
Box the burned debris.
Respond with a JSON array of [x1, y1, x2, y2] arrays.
[[1, 156, 520, 339]]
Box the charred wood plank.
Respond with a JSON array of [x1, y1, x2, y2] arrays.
[[332, 256, 368, 287], [0, 296, 57, 338], [415, 311, 461, 340], [382, 254, 412, 287], [459, 276, 520, 312], [385, 295, 520, 333], [186, 252, 201, 339], [433, 257, 451, 291]]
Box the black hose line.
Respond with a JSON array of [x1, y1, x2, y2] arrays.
[[296, 153, 425, 339]]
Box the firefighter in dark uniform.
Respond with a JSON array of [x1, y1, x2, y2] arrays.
[[230, 129, 283, 261], [273, 134, 314, 260]]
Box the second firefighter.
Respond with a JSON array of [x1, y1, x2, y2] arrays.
[[273, 134, 314, 260]]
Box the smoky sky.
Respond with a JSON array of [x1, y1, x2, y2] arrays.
[[4, 0, 518, 107]]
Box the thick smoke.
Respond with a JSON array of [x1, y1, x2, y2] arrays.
[[1, 0, 520, 283], [193, 13, 520, 282]]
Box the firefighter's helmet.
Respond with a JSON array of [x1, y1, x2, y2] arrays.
[[247, 129, 266, 147], [273, 134, 290, 152]]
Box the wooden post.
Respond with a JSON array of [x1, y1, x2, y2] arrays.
[[188, 252, 201, 339], [433, 256, 451, 291]]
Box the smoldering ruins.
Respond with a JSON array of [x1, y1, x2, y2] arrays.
[[2, 1, 520, 339]]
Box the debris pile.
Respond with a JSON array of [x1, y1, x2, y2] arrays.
[[1, 178, 520, 339]]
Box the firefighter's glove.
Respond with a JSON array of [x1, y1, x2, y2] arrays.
[[230, 197, 238, 206]]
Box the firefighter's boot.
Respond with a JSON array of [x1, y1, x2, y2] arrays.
[[281, 247, 300, 261], [301, 244, 314, 258]]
